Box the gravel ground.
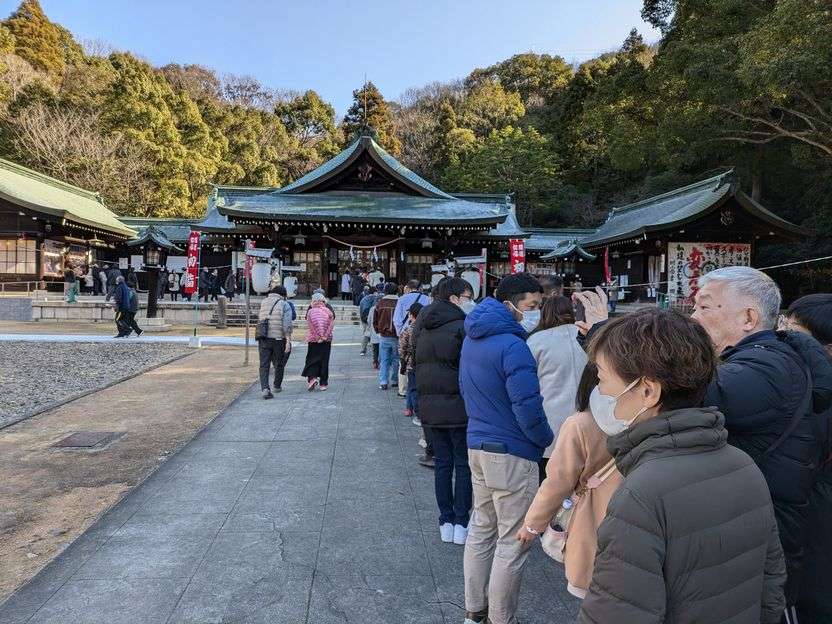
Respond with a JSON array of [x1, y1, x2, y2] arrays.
[[0, 342, 191, 428]]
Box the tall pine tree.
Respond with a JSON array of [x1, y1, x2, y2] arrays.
[[342, 81, 401, 155], [3, 0, 64, 76]]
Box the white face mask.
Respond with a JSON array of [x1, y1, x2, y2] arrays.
[[589, 378, 649, 436], [460, 300, 477, 315], [510, 302, 540, 332]]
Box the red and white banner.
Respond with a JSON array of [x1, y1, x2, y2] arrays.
[[182, 231, 200, 294], [245, 239, 255, 278], [603, 246, 612, 284], [509, 239, 526, 274]]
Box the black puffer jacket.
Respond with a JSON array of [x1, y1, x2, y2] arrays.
[[579, 407, 786, 624], [412, 300, 467, 428], [704, 329, 832, 603]]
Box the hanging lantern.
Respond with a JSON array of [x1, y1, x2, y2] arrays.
[[420, 236, 433, 249], [294, 232, 306, 246]]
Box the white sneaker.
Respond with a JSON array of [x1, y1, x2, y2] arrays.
[[453, 524, 468, 545], [412, 416, 422, 426], [439, 522, 454, 543], [418, 437, 427, 449]]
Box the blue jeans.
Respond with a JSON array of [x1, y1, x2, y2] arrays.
[[430, 426, 471, 526], [378, 336, 399, 386], [406, 370, 420, 414]]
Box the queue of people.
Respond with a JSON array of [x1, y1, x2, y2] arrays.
[[251, 265, 832, 624]]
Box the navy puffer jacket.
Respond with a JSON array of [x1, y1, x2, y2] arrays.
[[459, 297, 553, 462], [705, 329, 832, 603]]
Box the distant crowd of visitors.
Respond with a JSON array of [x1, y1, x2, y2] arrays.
[[256, 264, 832, 624]]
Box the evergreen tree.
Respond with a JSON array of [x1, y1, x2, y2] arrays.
[[342, 81, 401, 154], [3, 0, 64, 76]]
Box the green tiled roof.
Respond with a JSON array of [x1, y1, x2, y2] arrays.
[[119, 217, 196, 243], [540, 240, 596, 261], [524, 228, 595, 252], [217, 192, 509, 226], [580, 170, 806, 247], [126, 224, 183, 252], [276, 135, 454, 199], [0, 158, 135, 238]]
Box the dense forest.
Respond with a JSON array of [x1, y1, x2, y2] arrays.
[[0, 0, 829, 285]]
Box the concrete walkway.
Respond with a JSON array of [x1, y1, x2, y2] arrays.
[[0, 327, 579, 624]]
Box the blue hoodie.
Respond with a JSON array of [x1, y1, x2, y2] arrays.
[[460, 297, 553, 462]]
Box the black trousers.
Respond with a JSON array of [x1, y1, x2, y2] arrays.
[[258, 338, 289, 390], [116, 310, 142, 336], [302, 341, 331, 385]]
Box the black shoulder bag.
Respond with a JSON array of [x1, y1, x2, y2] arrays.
[[255, 299, 280, 341]]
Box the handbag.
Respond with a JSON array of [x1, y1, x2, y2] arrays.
[[540, 457, 618, 563], [255, 299, 281, 341]]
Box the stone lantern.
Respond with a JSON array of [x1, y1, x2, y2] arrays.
[[127, 225, 182, 321]]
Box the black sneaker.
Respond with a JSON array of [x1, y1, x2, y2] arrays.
[[379, 384, 388, 390], [417, 454, 435, 469], [464, 609, 489, 623], [261, 389, 274, 400]]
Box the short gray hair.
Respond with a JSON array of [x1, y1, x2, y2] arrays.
[[698, 266, 781, 329]]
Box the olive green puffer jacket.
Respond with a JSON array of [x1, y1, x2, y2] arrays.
[[579, 407, 786, 624]]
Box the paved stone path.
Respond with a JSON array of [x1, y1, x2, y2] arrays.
[[0, 326, 579, 623]]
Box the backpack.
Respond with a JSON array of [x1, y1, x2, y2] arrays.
[[287, 300, 297, 321]]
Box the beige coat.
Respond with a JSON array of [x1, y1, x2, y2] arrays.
[[524, 410, 623, 596]]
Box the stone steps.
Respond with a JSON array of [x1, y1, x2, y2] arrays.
[[209, 303, 361, 327]]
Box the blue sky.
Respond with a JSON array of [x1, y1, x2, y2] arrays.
[[8, 1, 659, 115]]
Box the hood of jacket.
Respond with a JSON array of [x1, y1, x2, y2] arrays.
[[422, 299, 466, 330], [464, 297, 526, 340], [607, 406, 727, 477]]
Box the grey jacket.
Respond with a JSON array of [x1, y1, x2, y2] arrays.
[[579, 407, 786, 624], [257, 294, 292, 340]]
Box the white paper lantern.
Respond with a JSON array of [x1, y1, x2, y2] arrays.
[[251, 262, 272, 294]]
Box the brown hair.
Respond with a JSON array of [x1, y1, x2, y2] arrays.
[[588, 308, 716, 411], [530, 295, 574, 336]]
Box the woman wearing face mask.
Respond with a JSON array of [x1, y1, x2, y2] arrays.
[[517, 362, 623, 599], [577, 308, 786, 624], [526, 295, 589, 483]]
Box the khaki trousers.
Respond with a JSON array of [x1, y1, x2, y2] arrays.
[[464, 449, 538, 624]]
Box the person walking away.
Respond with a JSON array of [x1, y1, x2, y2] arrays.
[[517, 362, 623, 599], [112, 275, 142, 337], [398, 302, 424, 422], [341, 271, 351, 301], [168, 271, 180, 301], [373, 282, 400, 390], [198, 268, 209, 302], [780, 294, 832, 623], [224, 269, 236, 302], [459, 272, 553, 624], [64, 266, 79, 303], [578, 307, 786, 624], [359, 286, 378, 356], [527, 295, 588, 483], [412, 276, 476, 544], [256, 284, 293, 399], [351, 269, 366, 306], [302, 292, 335, 391], [367, 267, 384, 289], [125, 266, 138, 290], [105, 264, 121, 301], [692, 267, 832, 619]]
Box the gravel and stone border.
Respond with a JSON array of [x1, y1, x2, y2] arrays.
[[0, 342, 192, 430]]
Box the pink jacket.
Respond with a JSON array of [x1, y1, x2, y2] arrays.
[[306, 302, 334, 343]]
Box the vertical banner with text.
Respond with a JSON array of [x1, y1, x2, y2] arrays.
[[183, 231, 200, 294], [245, 239, 255, 278], [509, 239, 526, 274]]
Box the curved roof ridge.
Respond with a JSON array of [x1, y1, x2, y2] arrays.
[[368, 138, 455, 199], [612, 170, 733, 214], [0, 157, 104, 203]]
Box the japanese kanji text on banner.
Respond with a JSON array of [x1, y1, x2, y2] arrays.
[[509, 239, 526, 274], [667, 242, 751, 301], [183, 231, 200, 294]]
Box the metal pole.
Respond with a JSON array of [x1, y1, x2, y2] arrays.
[[244, 256, 251, 366], [193, 238, 201, 338]]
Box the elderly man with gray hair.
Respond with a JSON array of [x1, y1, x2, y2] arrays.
[[693, 266, 832, 623]]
